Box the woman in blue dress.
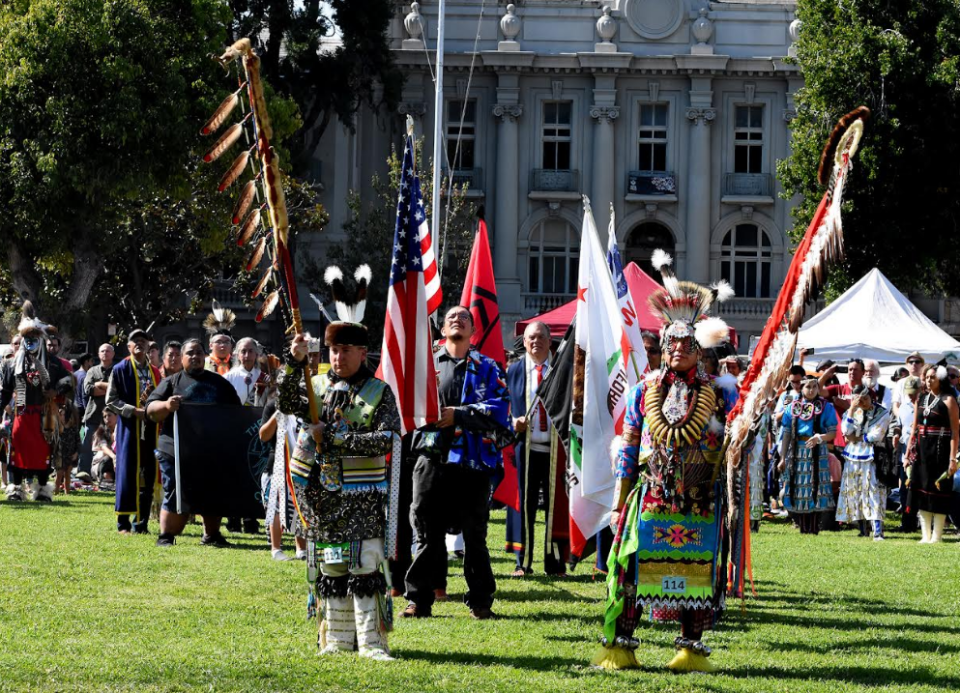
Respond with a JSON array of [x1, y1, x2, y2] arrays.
[[779, 377, 838, 534]]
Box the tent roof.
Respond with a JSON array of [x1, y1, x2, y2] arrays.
[[797, 268, 960, 363], [515, 262, 664, 336]]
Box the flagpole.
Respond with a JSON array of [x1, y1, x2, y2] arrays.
[[431, 0, 446, 260]]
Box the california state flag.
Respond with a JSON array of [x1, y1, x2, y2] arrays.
[[568, 197, 634, 557]]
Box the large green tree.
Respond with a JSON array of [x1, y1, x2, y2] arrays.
[[0, 0, 230, 333], [227, 0, 403, 174], [0, 0, 329, 344], [778, 0, 960, 297]]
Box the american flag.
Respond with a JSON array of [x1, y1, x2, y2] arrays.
[[378, 135, 441, 434]]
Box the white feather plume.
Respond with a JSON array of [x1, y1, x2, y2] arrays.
[[354, 264, 372, 285], [651, 249, 673, 271], [609, 435, 623, 473], [212, 299, 225, 322], [694, 316, 730, 348], [710, 279, 735, 303], [937, 365, 948, 381], [324, 266, 344, 286]]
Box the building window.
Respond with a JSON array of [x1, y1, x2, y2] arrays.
[[528, 218, 578, 295], [542, 101, 572, 170], [638, 103, 668, 171], [734, 105, 764, 173], [446, 99, 476, 170], [720, 224, 772, 298]]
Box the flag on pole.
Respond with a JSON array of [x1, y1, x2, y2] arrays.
[[567, 197, 631, 557], [378, 129, 441, 435], [460, 209, 506, 366], [605, 205, 646, 435]]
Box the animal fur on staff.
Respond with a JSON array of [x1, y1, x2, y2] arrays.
[[726, 106, 870, 477]]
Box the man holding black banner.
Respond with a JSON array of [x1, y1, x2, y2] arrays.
[[277, 264, 401, 661], [146, 338, 241, 547]]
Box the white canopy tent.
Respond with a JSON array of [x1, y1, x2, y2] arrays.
[[797, 268, 960, 364]]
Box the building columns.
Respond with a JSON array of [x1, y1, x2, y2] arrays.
[[684, 86, 715, 284], [590, 76, 619, 242], [492, 75, 523, 315]]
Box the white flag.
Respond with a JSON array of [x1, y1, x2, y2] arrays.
[[568, 197, 632, 551]]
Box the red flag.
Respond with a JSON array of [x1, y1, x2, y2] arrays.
[[460, 217, 506, 366]]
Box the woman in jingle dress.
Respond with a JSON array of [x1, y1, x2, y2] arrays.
[[779, 377, 837, 534]]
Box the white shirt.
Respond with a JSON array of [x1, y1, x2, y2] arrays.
[[225, 365, 261, 406], [525, 354, 551, 449]]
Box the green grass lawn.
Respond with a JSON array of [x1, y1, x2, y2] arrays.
[[1, 493, 958, 693]]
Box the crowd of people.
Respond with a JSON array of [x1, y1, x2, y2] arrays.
[[2, 273, 958, 668]]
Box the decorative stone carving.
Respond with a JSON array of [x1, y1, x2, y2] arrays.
[[548, 201, 561, 217], [500, 4, 521, 40], [744, 82, 756, 104], [685, 107, 716, 125], [551, 80, 564, 100], [690, 7, 713, 55], [624, 0, 683, 41], [493, 103, 523, 122], [645, 203, 658, 219], [590, 105, 621, 123], [596, 7, 617, 43], [788, 19, 801, 58], [649, 82, 660, 103], [402, 3, 424, 50], [741, 205, 754, 220]]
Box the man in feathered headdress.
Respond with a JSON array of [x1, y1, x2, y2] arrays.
[[0, 301, 70, 501], [594, 251, 738, 673], [204, 300, 236, 375], [276, 265, 402, 661]]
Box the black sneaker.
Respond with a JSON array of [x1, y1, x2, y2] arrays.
[[156, 534, 176, 547], [201, 533, 231, 548], [225, 518, 242, 533], [242, 519, 261, 535]]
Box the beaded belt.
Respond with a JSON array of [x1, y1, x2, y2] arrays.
[[917, 425, 951, 437]]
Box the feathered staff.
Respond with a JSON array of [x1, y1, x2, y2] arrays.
[[199, 38, 320, 522], [723, 107, 869, 593]]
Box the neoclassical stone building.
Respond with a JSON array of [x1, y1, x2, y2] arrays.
[[312, 0, 802, 349]]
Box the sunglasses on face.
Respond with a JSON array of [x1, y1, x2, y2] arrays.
[[908, 360, 923, 365]]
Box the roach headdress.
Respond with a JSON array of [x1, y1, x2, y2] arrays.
[[648, 250, 733, 353], [17, 300, 50, 339], [323, 265, 371, 347], [203, 299, 237, 340]]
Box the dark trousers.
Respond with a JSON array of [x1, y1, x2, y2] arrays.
[[77, 424, 96, 475], [10, 467, 50, 486], [388, 435, 415, 588], [516, 449, 565, 574], [117, 454, 155, 533], [405, 455, 496, 611]]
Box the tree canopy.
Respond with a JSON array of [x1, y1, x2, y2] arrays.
[[227, 0, 403, 175], [778, 0, 960, 298], [0, 0, 327, 343]]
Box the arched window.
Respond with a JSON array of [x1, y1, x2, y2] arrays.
[[528, 218, 578, 295], [720, 224, 772, 298]]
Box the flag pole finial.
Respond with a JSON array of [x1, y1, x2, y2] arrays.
[[406, 114, 415, 138], [582, 194, 592, 214]]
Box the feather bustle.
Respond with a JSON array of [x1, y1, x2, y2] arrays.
[[818, 106, 871, 185]]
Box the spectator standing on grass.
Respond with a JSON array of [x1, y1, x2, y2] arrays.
[[146, 338, 240, 548], [837, 385, 891, 540], [52, 377, 81, 495], [906, 364, 959, 544], [403, 306, 511, 621], [891, 376, 920, 532], [779, 377, 838, 534], [224, 336, 265, 535], [106, 329, 160, 534], [74, 352, 94, 411], [46, 333, 73, 374], [257, 396, 307, 561], [79, 344, 116, 477]]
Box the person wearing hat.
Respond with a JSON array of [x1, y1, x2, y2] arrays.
[[596, 250, 739, 673], [105, 328, 161, 533], [0, 301, 70, 501], [892, 352, 925, 419], [276, 265, 401, 661]]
